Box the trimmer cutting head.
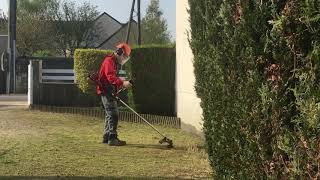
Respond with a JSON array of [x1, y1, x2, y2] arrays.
[[159, 137, 173, 148]]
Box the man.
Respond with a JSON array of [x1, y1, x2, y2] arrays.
[[97, 43, 132, 146]]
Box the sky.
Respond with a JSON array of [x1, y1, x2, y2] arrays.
[[0, 0, 176, 39]]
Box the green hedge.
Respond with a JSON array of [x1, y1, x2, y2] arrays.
[[74, 49, 112, 95], [74, 46, 176, 116], [128, 45, 175, 116], [189, 0, 320, 179]]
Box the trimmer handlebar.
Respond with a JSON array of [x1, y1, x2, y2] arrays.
[[113, 79, 133, 97]]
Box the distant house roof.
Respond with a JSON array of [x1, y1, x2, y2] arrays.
[[97, 20, 138, 50], [89, 12, 138, 50], [95, 12, 123, 26]]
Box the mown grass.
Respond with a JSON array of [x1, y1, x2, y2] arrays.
[[0, 107, 212, 179]]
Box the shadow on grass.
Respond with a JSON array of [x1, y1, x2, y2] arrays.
[[126, 143, 173, 150], [0, 149, 10, 157], [126, 143, 206, 152], [0, 177, 194, 180], [0, 144, 17, 158]]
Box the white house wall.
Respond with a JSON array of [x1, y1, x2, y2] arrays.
[[176, 0, 203, 136]]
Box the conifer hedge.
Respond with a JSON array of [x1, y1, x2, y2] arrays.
[[128, 45, 176, 116], [189, 0, 320, 178]]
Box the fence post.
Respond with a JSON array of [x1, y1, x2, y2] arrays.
[[28, 62, 33, 105], [31, 60, 41, 104]]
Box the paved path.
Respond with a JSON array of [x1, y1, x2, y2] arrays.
[[0, 94, 28, 109]]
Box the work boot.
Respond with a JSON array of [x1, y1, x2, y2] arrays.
[[102, 133, 109, 144], [108, 134, 126, 146], [108, 138, 126, 146]]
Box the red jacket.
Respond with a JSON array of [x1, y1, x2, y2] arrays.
[[96, 55, 123, 95]]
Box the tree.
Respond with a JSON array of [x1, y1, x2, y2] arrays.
[[0, 9, 8, 35], [16, 0, 99, 57], [48, 1, 99, 57], [141, 0, 171, 44], [16, 0, 56, 56]]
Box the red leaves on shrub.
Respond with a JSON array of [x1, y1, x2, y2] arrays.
[[233, 0, 243, 25], [267, 63, 281, 88]]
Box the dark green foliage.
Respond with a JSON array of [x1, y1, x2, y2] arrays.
[[33, 50, 54, 57], [128, 45, 176, 116], [189, 0, 320, 178]]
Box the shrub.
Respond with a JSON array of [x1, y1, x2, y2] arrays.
[[189, 0, 320, 178], [74, 49, 112, 95], [128, 45, 176, 116], [33, 50, 54, 57]]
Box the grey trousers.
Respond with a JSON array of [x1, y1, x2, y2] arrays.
[[101, 94, 119, 140]]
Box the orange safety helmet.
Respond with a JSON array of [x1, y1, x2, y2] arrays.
[[116, 43, 131, 56]]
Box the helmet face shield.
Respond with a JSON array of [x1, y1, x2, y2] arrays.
[[117, 54, 130, 65], [121, 56, 130, 65]]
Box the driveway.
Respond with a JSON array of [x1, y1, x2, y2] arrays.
[[0, 94, 28, 109]]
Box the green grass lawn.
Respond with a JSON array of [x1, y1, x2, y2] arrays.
[[0, 107, 212, 179]]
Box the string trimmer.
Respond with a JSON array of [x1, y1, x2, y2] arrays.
[[88, 72, 173, 148], [114, 87, 173, 148]]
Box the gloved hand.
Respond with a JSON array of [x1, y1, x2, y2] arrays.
[[122, 80, 132, 89]]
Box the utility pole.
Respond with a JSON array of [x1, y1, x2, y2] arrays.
[[137, 0, 141, 45], [125, 0, 142, 45], [8, 0, 16, 94], [125, 0, 136, 44]]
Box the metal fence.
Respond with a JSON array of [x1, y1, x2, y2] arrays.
[[39, 58, 75, 84], [30, 104, 181, 128]]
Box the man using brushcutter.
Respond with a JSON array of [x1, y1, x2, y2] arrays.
[[89, 43, 173, 148], [97, 43, 132, 146]]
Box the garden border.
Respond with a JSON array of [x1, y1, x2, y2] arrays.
[[29, 105, 181, 128]]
